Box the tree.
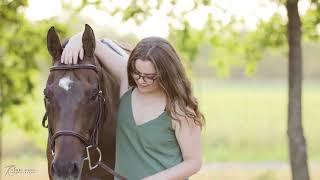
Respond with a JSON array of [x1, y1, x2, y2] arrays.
[[0, 0, 68, 132], [286, 1, 309, 179], [241, 1, 319, 179]]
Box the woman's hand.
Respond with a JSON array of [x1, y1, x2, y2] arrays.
[[61, 32, 84, 64]]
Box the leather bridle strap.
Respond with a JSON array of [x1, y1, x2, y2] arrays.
[[89, 90, 105, 147], [42, 112, 48, 128], [50, 130, 90, 150], [98, 161, 126, 180], [50, 64, 98, 72], [84, 146, 127, 180]]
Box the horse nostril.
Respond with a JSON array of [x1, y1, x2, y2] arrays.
[[70, 162, 80, 177], [51, 160, 80, 177], [51, 161, 57, 176]]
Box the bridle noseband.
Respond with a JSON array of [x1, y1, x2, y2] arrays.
[[42, 64, 126, 180]]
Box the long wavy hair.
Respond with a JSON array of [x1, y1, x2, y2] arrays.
[[127, 37, 205, 128]]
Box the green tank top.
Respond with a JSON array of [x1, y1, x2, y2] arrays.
[[114, 88, 184, 180]]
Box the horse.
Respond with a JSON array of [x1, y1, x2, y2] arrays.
[[43, 24, 128, 180]]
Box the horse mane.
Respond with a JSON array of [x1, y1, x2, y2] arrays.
[[95, 41, 131, 125], [99, 61, 120, 125]]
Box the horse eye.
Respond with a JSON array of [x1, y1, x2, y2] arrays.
[[44, 95, 50, 100], [43, 88, 51, 99], [90, 89, 99, 101], [43, 88, 55, 105]]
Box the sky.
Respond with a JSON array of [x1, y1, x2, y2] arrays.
[[24, 0, 310, 38]]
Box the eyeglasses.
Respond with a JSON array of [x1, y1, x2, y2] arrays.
[[131, 70, 159, 85]]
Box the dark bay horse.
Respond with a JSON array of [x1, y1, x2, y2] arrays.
[[43, 24, 127, 180]]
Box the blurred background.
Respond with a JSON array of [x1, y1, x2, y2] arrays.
[[0, 0, 319, 179]]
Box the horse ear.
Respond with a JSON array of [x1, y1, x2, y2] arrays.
[[82, 24, 95, 58], [47, 26, 62, 59]]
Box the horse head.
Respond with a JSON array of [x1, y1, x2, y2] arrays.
[[45, 24, 107, 180]]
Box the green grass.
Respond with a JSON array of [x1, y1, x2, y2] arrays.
[[191, 163, 320, 180], [193, 80, 320, 162]]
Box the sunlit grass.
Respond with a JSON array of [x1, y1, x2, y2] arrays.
[[191, 162, 320, 180], [193, 80, 320, 162]]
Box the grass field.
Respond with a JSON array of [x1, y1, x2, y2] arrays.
[[2, 80, 320, 179], [194, 80, 320, 163]]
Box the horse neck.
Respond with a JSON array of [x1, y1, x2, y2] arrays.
[[97, 59, 120, 126], [97, 60, 119, 161]]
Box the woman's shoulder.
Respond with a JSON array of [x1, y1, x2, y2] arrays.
[[169, 102, 197, 131]]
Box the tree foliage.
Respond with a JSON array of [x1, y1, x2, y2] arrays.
[[0, 0, 67, 132], [103, 0, 320, 76]]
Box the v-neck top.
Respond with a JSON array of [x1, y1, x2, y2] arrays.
[[114, 88, 184, 180]]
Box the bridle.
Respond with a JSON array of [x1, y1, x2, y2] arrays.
[[42, 64, 126, 180]]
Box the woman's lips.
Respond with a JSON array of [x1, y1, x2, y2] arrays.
[[138, 84, 149, 88]]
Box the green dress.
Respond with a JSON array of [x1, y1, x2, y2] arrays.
[[114, 88, 184, 180]]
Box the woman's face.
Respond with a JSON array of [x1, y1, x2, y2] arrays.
[[132, 59, 161, 93]]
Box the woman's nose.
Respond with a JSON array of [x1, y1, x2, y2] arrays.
[[137, 77, 146, 84]]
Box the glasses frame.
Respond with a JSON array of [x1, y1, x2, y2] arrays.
[[131, 70, 159, 85]]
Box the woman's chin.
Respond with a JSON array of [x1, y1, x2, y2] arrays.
[[137, 85, 151, 92]]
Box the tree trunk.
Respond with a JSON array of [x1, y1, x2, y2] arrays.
[[286, 0, 310, 180]]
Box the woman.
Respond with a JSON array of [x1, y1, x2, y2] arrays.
[[62, 34, 205, 180]]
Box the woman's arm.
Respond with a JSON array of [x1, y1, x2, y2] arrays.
[[142, 112, 202, 180], [95, 39, 129, 97], [61, 32, 129, 96], [95, 39, 128, 81]]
